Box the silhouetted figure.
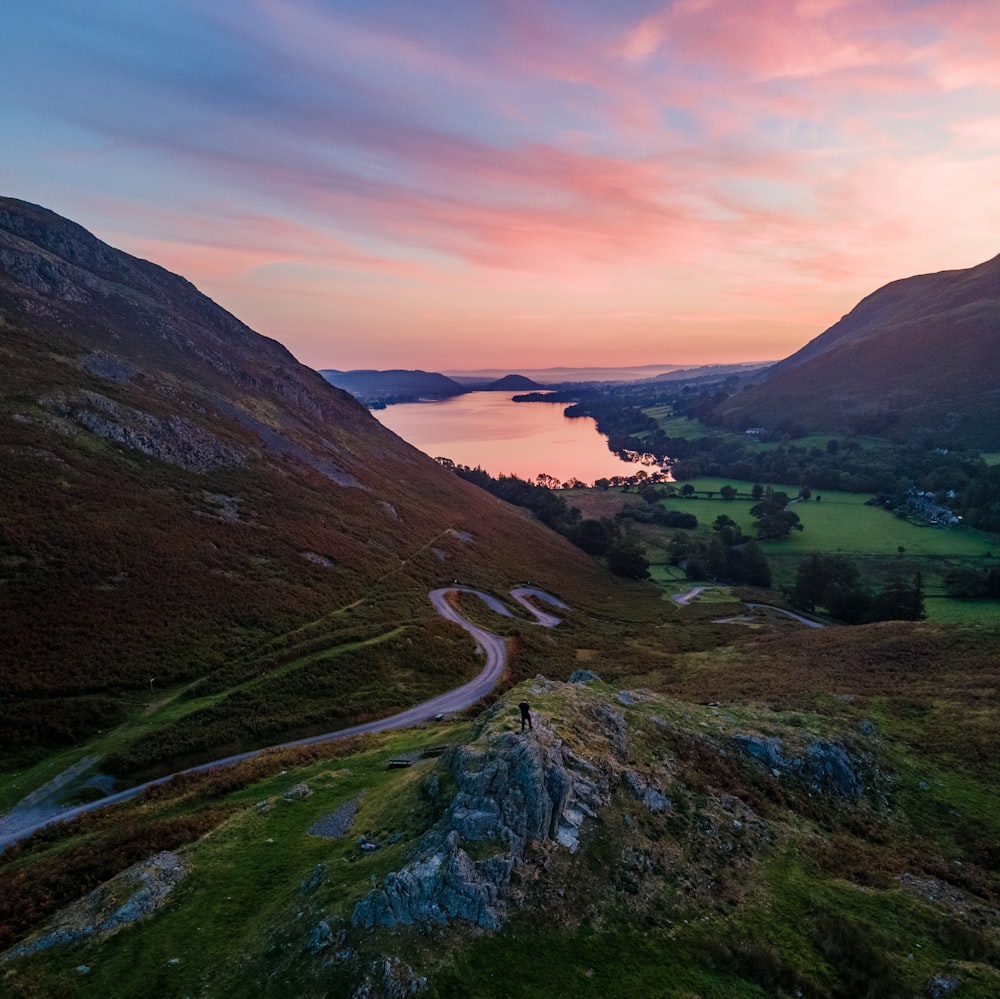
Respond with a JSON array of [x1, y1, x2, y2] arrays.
[[519, 700, 532, 731]]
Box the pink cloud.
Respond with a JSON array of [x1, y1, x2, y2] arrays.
[[22, 0, 998, 371]]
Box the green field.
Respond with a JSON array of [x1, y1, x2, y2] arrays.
[[666, 478, 993, 549], [589, 476, 1000, 622], [640, 409, 888, 455]]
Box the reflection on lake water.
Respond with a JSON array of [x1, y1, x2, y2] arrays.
[[373, 392, 661, 485]]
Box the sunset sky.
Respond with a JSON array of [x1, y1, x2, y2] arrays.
[[3, 1, 999, 372]]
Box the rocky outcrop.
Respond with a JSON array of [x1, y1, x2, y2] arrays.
[[2, 851, 186, 961], [350, 958, 427, 998], [41, 389, 248, 471], [352, 716, 611, 933], [730, 734, 864, 798]]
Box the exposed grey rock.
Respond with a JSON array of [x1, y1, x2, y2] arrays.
[[732, 734, 785, 770], [42, 390, 248, 471], [590, 702, 627, 759], [283, 782, 312, 801], [351, 959, 426, 999], [300, 864, 327, 894], [568, 669, 600, 684], [202, 492, 245, 523], [300, 550, 334, 568], [352, 710, 611, 932], [422, 774, 440, 802], [615, 689, 652, 706], [308, 919, 334, 954], [730, 734, 863, 799], [81, 352, 136, 384], [2, 852, 186, 961], [623, 771, 671, 813], [928, 974, 959, 996], [804, 741, 863, 798], [858, 719, 878, 737]]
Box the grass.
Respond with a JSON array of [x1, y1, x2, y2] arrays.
[[3, 721, 467, 997], [640, 409, 888, 457], [922, 597, 1000, 624], [6, 664, 1000, 997], [565, 478, 999, 623]]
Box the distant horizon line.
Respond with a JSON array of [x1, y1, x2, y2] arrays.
[[320, 360, 774, 378]]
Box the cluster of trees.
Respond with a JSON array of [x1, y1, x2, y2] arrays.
[[790, 553, 925, 623], [445, 462, 650, 579], [666, 515, 772, 588], [550, 382, 1000, 532], [943, 565, 1000, 599], [953, 465, 1000, 532], [749, 491, 803, 539]]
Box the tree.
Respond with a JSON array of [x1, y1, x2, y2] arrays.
[[792, 553, 835, 612], [867, 572, 925, 622], [639, 484, 661, 504], [706, 537, 728, 579], [712, 514, 745, 547], [668, 531, 692, 563], [573, 518, 616, 556], [685, 556, 706, 581], [606, 533, 650, 580], [792, 553, 860, 614], [733, 539, 772, 588], [681, 483, 695, 497], [751, 483, 765, 501], [750, 498, 802, 539], [720, 485, 738, 501], [943, 567, 988, 598]]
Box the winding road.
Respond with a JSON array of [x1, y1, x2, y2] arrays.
[[0, 587, 566, 851], [671, 585, 824, 628]]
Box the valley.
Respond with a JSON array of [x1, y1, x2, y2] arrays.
[[2, 199, 999, 998]]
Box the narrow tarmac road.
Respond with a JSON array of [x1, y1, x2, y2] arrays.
[[0, 587, 563, 851]]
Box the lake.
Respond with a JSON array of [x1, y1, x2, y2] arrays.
[[373, 392, 659, 485]]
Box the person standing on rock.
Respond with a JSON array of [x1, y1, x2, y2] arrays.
[[519, 699, 533, 732]]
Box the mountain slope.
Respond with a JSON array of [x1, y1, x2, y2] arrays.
[[0, 196, 630, 770], [713, 254, 1000, 445]]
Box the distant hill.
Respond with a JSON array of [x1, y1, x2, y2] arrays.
[[0, 197, 617, 768], [650, 361, 772, 383], [713, 254, 1000, 446], [444, 364, 684, 384], [481, 373, 545, 391], [319, 368, 466, 406]]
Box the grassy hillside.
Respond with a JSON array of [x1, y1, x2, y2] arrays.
[[3, 198, 1000, 997], [713, 254, 1000, 447], [0, 197, 651, 775], [4, 618, 999, 996]]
